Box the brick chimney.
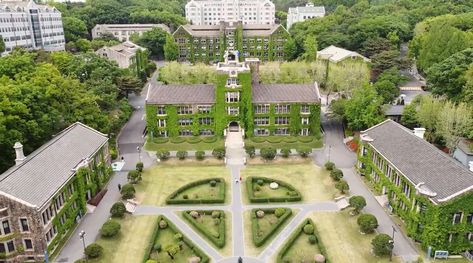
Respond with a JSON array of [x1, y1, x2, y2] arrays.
[[14, 142, 26, 165], [413, 128, 426, 139]]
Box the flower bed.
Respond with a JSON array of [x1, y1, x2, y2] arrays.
[[182, 210, 226, 248], [246, 176, 302, 203]]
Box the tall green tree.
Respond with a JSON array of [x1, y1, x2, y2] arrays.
[[163, 35, 178, 61], [436, 101, 473, 153], [62, 16, 89, 42], [401, 103, 419, 129], [344, 85, 384, 131], [133, 28, 169, 58], [301, 34, 318, 62], [374, 80, 399, 104], [283, 38, 297, 61]]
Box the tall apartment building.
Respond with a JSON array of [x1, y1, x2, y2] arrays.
[[0, 0, 65, 55], [185, 0, 275, 26], [287, 3, 325, 29], [0, 123, 111, 262], [92, 24, 170, 42]]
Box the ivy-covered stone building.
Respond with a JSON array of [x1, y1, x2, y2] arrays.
[[172, 21, 290, 63], [0, 123, 111, 262], [358, 120, 473, 254], [146, 51, 321, 139]]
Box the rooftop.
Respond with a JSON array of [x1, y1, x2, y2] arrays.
[[102, 41, 145, 57], [93, 23, 170, 32], [252, 83, 321, 103], [362, 120, 473, 203], [146, 84, 216, 105], [0, 123, 108, 209], [288, 4, 325, 14], [178, 23, 284, 38], [0, 0, 59, 12], [317, 45, 370, 63]]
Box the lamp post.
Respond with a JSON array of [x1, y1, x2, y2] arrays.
[[328, 145, 332, 162], [390, 226, 396, 261], [137, 146, 141, 163], [79, 230, 87, 262]]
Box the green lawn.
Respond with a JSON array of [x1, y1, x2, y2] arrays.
[[135, 165, 230, 206], [241, 164, 338, 204], [150, 226, 199, 262], [173, 183, 222, 201], [279, 228, 321, 262], [145, 137, 224, 152], [245, 136, 323, 149], [90, 215, 158, 263], [254, 213, 279, 238], [252, 183, 290, 199]]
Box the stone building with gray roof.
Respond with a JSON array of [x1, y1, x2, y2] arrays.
[[0, 122, 111, 262], [146, 51, 321, 138], [358, 119, 473, 254]]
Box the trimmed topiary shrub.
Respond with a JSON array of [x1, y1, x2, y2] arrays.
[[256, 210, 265, 218], [280, 148, 291, 158], [195, 150, 205, 160], [100, 220, 121, 238], [190, 211, 199, 218], [84, 243, 103, 258], [257, 179, 264, 186], [246, 176, 302, 203], [297, 147, 312, 158], [303, 224, 314, 234], [274, 208, 286, 218], [183, 194, 189, 199], [372, 233, 393, 256], [174, 233, 183, 241], [357, 213, 378, 234], [324, 161, 335, 171], [136, 162, 144, 172], [261, 147, 277, 160], [210, 180, 217, 187], [251, 208, 293, 247], [349, 195, 366, 214], [176, 150, 188, 160], [156, 149, 170, 161], [245, 145, 256, 158], [110, 202, 126, 218], [330, 168, 344, 181], [212, 147, 226, 159], [159, 220, 168, 229], [120, 184, 135, 199], [127, 170, 141, 184], [308, 234, 318, 244], [335, 179, 350, 193], [211, 211, 220, 218]]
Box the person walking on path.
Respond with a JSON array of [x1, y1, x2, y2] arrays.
[[118, 184, 122, 191]]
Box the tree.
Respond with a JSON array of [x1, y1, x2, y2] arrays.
[[330, 168, 343, 181], [0, 37, 5, 53], [133, 28, 169, 57], [164, 244, 180, 260], [110, 202, 126, 218], [301, 34, 318, 62], [117, 75, 142, 98], [75, 39, 92, 52], [120, 184, 135, 199], [436, 101, 473, 153], [261, 147, 277, 160], [344, 85, 384, 131], [63, 17, 88, 42], [127, 170, 141, 183], [371, 234, 393, 256], [164, 35, 178, 61], [283, 38, 297, 61], [357, 214, 378, 233], [401, 103, 419, 129], [349, 196, 366, 214], [335, 179, 350, 193], [100, 220, 121, 238], [85, 243, 103, 258], [464, 65, 473, 103], [416, 95, 444, 141], [371, 49, 410, 73], [374, 80, 399, 104]]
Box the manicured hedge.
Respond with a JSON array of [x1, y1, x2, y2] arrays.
[[143, 215, 209, 263], [246, 176, 302, 203], [251, 208, 292, 247], [182, 210, 226, 248], [277, 218, 330, 263], [166, 178, 225, 204]]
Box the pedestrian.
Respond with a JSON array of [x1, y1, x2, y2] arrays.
[[235, 179, 239, 184], [239, 176, 242, 182], [121, 156, 124, 162], [118, 184, 121, 191]]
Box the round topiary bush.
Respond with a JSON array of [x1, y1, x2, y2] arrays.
[[303, 224, 314, 234], [100, 220, 121, 238], [330, 168, 344, 181], [349, 196, 366, 214], [245, 145, 256, 158], [260, 147, 277, 160], [324, 161, 335, 171], [156, 149, 170, 161], [120, 184, 136, 199], [256, 210, 265, 218], [357, 213, 378, 234], [84, 243, 103, 258], [135, 162, 144, 172], [297, 147, 312, 158], [211, 211, 220, 218], [195, 151, 205, 160], [174, 233, 183, 241], [127, 170, 141, 184], [335, 179, 350, 193], [254, 185, 261, 191], [274, 208, 286, 218], [280, 148, 291, 158], [176, 150, 188, 160], [210, 180, 217, 187], [257, 179, 264, 186], [212, 147, 226, 159], [159, 220, 168, 229], [110, 202, 126, 218], [183, 194, 189, 199], [190, 211, 199, 218], [308, 234, 318, 244], [371, 233, 393, 256]]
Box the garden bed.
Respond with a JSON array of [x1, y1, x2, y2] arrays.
[[251, 208, 293, 247], [245, 136, 323, 150], [181, 210, 226, 248], [166, 178, 225, 204], [145, 136, 224, 152], [246, 176, 302, 203]]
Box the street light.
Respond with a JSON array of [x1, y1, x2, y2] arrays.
[[79, 230, 87, 262], [389, 226, 396, 261], [137, 146, 141, 163]]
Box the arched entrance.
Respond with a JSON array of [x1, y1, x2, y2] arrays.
[[228, 121, 240, 132]]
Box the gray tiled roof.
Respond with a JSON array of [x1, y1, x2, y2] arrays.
[[363, 120, 473, 203], [252, 84, 320, 103], [147, 84, 216, 105], [0, 123, 108, 209]]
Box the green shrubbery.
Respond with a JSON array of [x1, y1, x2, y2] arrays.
[[245, 145, 256, 158], [85, 243, 103, 258], [136, 162, 144, 172], [121, 183, 136, 199], [357, 214, 378, 234], [100, 220, 121, 238], [156, 149, 170, 161], [280, 148, 291, 158], [251, 208, 292, 247], [303, 224, 314, 234], [335, 179, 350, 194], [324, 161, 335, 171], [176, 150, 188, 160], [246, 176, 302, 203], [330, 168, 344, 181], [260, 147, 277, 160], [195, 150, 205, 160], [212, 147, 226, 159], [127, 170, 141, 184], [182, 210, 226, 248], [297, 147, 312, 157], [275, 208, 286, 217], [166, 178, 225, 204], [110, 202, 126, 218], [349, 196, 366, 214], [372, 233, 393, 256]]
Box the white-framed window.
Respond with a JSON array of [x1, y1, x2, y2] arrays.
[[301, 117, 309, 125], [467, 232, 473, 242], [300, 128, 309, 136], [1, 220, 11, 235], [254, 128, 269, 136], [227, 106, 239, 116], [275, 117, 289, 125], [254, 104, 270, 114], [200, 129, 214, 136], [274, 128, 289, 135], [275, 104, 290, 114], [467, 213, 473, 224], [179, 129, 193, 136], [254, 117, 269, 126], [225, 92, 240, 103], [198, 105, 212, 114], [157, 130, 167, 137], [157, 119, 166, 127], [226, 77, 239, 86], [177, 105, 193, 115], [157, 106, 166, 115], [178, 118, 193, 126], [199, 117, 213, 125], [23, 238, 33, 251], [453, 212, 463, 224], [402, 183, 411, 198], [45, 225, 58, 244], [0, 240, 15, 254], [19, 218, 29, 232]]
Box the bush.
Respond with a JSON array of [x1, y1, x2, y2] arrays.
[[100, 220, 121, 238], [120, 184, 135, 199], [324, 161, 335, 171], [211, 211, 220, 218], [153, 242, 161, 252], [174, 233, 183, 241], [84, 243, 103, 258], [274, 208, 286, 218], [110, 202, 126, 218], [260, 147, 277, 160], [176, 150, 188, 160], [372, 233, 393, 256], [110, 148, 118, 160], [213, 218, 220, 225], [212, 147, 226, 159], [349, 196, 366, 214], [335, 179, 350, 193], [297, 146, 312, 158], [135, 162, 144, 172], [330, 168, 344, 181], [159, 220, 167, 229], [245, 145, 256, 158], [256, 210, 265, 218], [210, 180, 217, 187], [254, 185, 261, 191], [156, 149, 170, 161], [303, 224, 314, 234], [280, 148, 291, 158], [127, 170, 141, 184], [183, 194, 189, 199], [195, 151, 205, 160], [308, 235, 317, 244], [166, 178, 225, 204], [257, 179, 264, 186], [357, 214, 378, 234]]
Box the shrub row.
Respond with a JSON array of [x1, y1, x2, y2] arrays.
[[277, 218, 330, 263], [250, 136, 315, 144], [166, 178, 225, 204], [143, 215, 209, 263], [246, 176, 302, 203], [152, 136, 218, 145], [251, 208, 292, 247], [182, 210, 226, 248]]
